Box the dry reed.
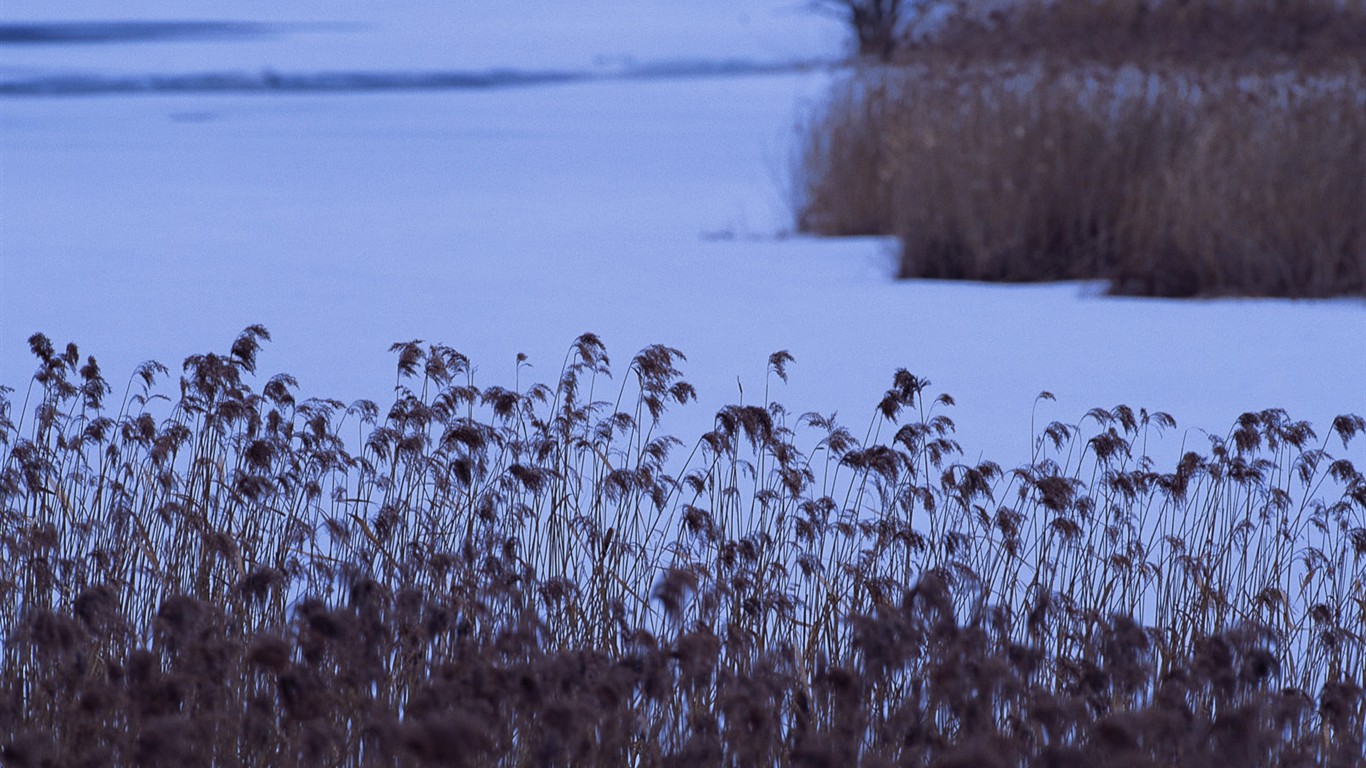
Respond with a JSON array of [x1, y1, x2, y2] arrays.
[[796, 0, 1366, 297], [2, 328, 1363, 764]]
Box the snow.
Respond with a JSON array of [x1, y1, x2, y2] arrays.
[[2, 3, 1363, 470], [0, 2, 840, 78]]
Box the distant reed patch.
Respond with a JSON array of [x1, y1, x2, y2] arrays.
[[917, 0, 1366, 69], [796, 0, 1366, 298], [2, 328, 1363, 764]]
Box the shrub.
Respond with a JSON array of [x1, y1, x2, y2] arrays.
[[810, 0, 923, 61]]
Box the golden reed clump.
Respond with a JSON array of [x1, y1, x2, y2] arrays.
[[796, 0, 1366, 297]]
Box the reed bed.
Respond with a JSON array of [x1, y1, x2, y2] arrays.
[[2, 327, 1363, 765], [796, 0, 1366, 297], [820, 0, 1366, 66], [916, 0, 1366, 69]]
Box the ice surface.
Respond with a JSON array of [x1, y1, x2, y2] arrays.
[[0, 1, 841, 78], [1, 3, 1363, 469]]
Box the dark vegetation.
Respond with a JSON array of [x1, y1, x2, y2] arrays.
[[800, 0, 1366, 297], [2, 327, 1364, 764], [810, 1, 947, 61]]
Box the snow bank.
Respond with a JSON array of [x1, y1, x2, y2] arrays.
[[2, 2, 1362, 469]]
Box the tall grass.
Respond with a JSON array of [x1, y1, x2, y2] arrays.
[[798, 65, 1366, 295], [796, 0, 1366, 297], [2, 328, 1363, 764], [919, 0, 1366, 68]]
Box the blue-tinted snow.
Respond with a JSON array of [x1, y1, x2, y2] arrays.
[[1, 2, 1362, 469]]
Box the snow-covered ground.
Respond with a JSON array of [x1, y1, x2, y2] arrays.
[[2, 2, 1363, 468], [0, 1, 839, 80]]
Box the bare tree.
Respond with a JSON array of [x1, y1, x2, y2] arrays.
[[810, 0, 956, 61]]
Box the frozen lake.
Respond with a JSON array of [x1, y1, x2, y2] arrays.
[[2, 2, 1363, 468], [0, 1, 839, 79]]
